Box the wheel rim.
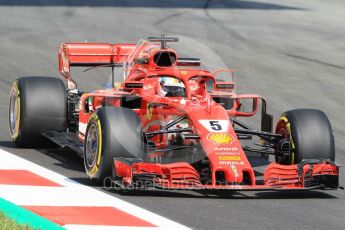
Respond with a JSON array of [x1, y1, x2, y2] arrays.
[[9, 91, 19, 136], [85, 123, 99, 168], [275, 119, 291, 164]]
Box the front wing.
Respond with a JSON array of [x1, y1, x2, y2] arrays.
[[112, 158, 340, 191]]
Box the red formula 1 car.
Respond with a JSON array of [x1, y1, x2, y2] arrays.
[[9, 36, 340, 191]]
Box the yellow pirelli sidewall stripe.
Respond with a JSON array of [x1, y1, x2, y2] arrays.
[[87, 113, 102, 177], [280, 115, 295, 164], [10, 81, 21, 140], [96, 119, 102, 166]]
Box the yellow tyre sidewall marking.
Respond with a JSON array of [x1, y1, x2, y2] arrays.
[[279, 115, 295, 164], [87, 113, 103, 177], [96, 119, 102, 165], [10, 81, 21, 140]]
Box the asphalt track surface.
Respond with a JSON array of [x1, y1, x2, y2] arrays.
[[0, 0, 345, 229]]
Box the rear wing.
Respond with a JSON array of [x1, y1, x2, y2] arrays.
[[58, 43, 136, 79]]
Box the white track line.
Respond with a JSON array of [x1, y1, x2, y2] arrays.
[[64, 225, 162, 230], [0, 148, 191, 230]]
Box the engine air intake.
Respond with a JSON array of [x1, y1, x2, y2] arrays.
[[153, 51, 177, 67]]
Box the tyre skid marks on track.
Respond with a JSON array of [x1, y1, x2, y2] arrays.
[[0, 148, 190, 230]]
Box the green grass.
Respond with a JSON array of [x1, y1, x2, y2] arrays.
[[0, 212, 34, 230]]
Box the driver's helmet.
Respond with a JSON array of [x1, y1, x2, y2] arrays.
[[158, 77, 185, 97]]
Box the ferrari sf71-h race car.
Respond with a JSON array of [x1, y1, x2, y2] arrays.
[[9, 36, 340, 192]]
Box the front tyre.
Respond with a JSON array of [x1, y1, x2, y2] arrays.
[[275, 109, 335, 164], [84, 107, 143, 184]]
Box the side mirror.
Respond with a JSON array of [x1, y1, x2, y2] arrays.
[[234, 96, 259, 117], [216, 82, 235, 91], [177, 58, 201, 66], [124, 82, 143, 89]]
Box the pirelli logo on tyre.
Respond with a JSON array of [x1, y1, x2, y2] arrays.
[[89, 113, 99, 122], [208, 133, 233, 144]]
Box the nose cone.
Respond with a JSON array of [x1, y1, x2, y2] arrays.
[[213, 162, 244, 184], [210, 147, 254, 185], [187, 105, 255, 185]]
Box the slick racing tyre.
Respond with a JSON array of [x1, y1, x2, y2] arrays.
[[9, 77, 67, 147], [275, 109, 335, 164], [84, 107, 143, 184]]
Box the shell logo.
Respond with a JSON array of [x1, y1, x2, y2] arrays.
[[208, 133, 233, 144]]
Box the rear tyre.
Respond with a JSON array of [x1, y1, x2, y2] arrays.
[[9, 77, 67, 147], [84, 107, 143, 184], [275, 109, 335, 164]]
